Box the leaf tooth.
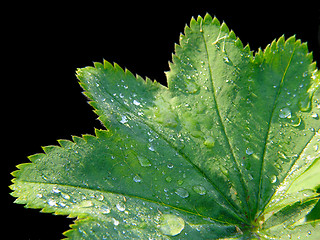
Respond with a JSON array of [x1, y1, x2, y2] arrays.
[[88, 99, 99, 110], [82, 133, 97, 144], [212, 16, 221, 27], [276, 34, 286, 46], [12, 163, 32, 175], [203, 13, 213, 23], [228, 30, 236, 40], [113, 62, 125, 73], [220, 21, 230, 34], [72, 135, 85, 144], [28, 153, 45, 162], [189, 16, 198, 29], [94, 128, 110, 138], [284, 35, 296, 46], [57, 139, 74, 149], [42, 145, 60, 154], [103, 59, 113, 70], [300, 41, 309, 54], [93, 61, 103, 69]]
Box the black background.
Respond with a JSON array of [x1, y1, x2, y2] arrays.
[[5, 3, 320, 239]]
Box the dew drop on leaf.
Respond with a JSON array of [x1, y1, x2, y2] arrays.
[[167, 163, 174, 169], [133, 175, 142, 183], [279, 107, 292, 119], [52, 187, 61, 194], [246, 148, 253, 155], [47, 199, 57, 207], [298, 95, 312, 112], [175, 187, 189, 198], [112, 218, 120, 226], [192, 185, 207, 195], [165, 176, 172, 182], [271, 175, 277, 183], [185, 80, 200, 94], [204, 136, 215, 148], [133, 100, 140, 106], [223, 56, 230, 63], [120, 115, 128, 124], [116, 202, 126, 212], [158, 214, 185, 236], [137, 155, 151, 167], [311, 112, 318, 119]]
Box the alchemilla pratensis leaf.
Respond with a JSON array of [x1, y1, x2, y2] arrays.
[[11, 14, 320, 239]]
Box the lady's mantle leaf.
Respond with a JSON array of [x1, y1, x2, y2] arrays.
[[11, 14, 320, 239]]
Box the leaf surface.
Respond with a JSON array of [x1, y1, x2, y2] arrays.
[[11, 14, 320, 239]]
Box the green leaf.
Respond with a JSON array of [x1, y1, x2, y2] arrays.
[[10, 14, 320, 239]]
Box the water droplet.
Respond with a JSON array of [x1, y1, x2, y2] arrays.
[[311, 112, 319, 119], [158, 214, 185, 236], [192, 185, 206, 195], [167, 163, 174, 169], [279, 108, 292, 119], [246, 148, 253, 155], [165, 176, 172, 182], [137, 155, 151, 167], [116, 202, 126, 212], [185, 80, 200, 94], [120, 115, 128, 124], [101, 207, 111, 214], [290, 115, 302, 127], [223, 56, 230, 63], [177, 179, 184, 185], [299, 95, 312, 112], [61, 192, 70, 200], [204, 136, 215, 148], [52, 187, 61, 194], [36, 193, 43, 198], [133, 175, 142, 183], [112, 218, 120, 226], [271, 175, 277, 183], [48, 199, 57, 207], [175, 187, 189, 198], [148, 144, 155, 151], [133, 100, 140, 106]]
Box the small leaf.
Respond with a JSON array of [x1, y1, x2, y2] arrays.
[[11, 14, 319, 239]]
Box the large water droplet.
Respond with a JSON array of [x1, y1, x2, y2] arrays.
[[165, 176, 172, 182], [116, 202, 126, 212], [52, 187, 61, 194], [290, 115, 302, 127], [204, 136, 215, 148], [47, 199, 57, 207], [137, 155, 151, 167], [271, 175, 277, 183], [61, 192, 71, 200], [185, 80, 200, 94], [112, 218, 120, 226], [192, 185, 207, 195], [246, 148, 253, 155], [311, 112, 319, 119], [133, 100, 140, 106], [158, 214, 185, 236], [175, 187, 189, 198], [133, 175, 142, 183], [120, 115, 128, 124], [299, 94, 312, 112], [279, 108, 291, 119]]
